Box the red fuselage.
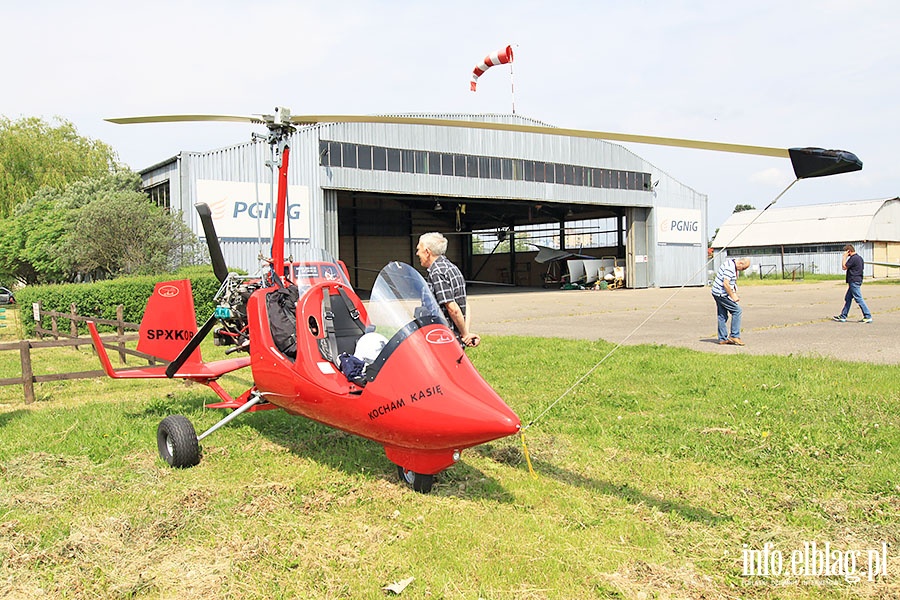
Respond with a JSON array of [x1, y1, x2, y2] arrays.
[[247, 281, 520, 475]]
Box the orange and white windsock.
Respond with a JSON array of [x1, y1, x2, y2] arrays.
[[470, 45, 514, 91]]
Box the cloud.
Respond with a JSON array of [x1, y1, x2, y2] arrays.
[[749, 168, 790, 186]]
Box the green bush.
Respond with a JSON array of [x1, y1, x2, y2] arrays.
[[16, 270, 222, 337]]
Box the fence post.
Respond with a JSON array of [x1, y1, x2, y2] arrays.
[[51, 310, 59, 340], [117, 305, 126, 364], [70, 303, 79, 349], [35, 301, 43, 338], [20, 340, 35, 404]]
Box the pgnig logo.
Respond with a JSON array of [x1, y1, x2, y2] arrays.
[[660, 219, 699, 233]]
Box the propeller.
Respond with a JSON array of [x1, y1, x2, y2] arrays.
[[106, 110, 862, 179], [195, 203, 229, 283], [165, 315, 217, 378], [165, 203, 232, 377]]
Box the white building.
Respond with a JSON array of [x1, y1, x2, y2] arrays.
[[139, 114, 710, 290], [711, 198, 900, 278]]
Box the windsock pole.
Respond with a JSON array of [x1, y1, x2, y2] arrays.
[[510, 60, 516, 114]]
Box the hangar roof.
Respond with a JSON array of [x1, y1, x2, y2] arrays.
[[711, 197, 900, 248]]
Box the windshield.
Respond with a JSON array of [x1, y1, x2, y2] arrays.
[[287, 247, 350, 290], [217, 246, 351, 303], [366, 261, 448, 339]]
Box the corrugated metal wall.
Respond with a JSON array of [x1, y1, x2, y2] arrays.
[[722, 243, 875, 278], [647, 178, 709, 288], [315, 118, 654, 207]]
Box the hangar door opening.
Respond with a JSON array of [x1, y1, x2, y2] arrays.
[[336, 190, 628, 292], [337, 194, 422, 291]]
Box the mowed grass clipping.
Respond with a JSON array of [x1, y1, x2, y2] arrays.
[[1, 333, 898, 599]]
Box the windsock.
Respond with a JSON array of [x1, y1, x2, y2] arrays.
[[470, 45, 513, 91]]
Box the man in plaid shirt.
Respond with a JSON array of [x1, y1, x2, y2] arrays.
[[416, 232, 481, 347]]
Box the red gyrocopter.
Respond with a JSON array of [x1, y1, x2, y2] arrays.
[[90, 107, 862, 493], [88, 108, 521, 493]]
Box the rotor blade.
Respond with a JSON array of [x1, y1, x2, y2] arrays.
[[106, 111, 862, 174], [165, 315, 217, 378], [289, 115, 791, 158], [195, 203, 229, 283], [106, 114, 266, 125], [787, 147, 863, 179], [871, 261, 900, 269]]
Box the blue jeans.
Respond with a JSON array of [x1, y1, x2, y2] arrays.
[[841, 282, 871, 319], [713, 294, 742, 340]]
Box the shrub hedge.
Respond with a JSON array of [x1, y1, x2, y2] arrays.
[[15, 268, 221, 337]]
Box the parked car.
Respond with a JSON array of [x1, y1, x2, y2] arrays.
[[0, 287, 14, 305]]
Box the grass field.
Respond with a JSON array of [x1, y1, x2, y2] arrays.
[[1, 304, 898, 599]]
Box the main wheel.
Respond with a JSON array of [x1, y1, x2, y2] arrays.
[[157, 415, 201, 468], [397, 465, 435, 494]]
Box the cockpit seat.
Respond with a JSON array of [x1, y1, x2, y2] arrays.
[[319, 287, 367, 365]]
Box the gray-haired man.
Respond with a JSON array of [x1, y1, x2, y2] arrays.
[[415, 232, 480, 347]]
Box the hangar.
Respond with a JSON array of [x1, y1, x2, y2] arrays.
[[138, 113, 709, 291], [711, 197, 900, 278]]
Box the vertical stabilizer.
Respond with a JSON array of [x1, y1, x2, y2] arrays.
[[136, 280, 202, 364]]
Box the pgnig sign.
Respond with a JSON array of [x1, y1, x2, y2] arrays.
[[665, 219, 699, 232], [196, 179, 311, 240], [656, 207, 702, 246], [232, 200, 306, 221]]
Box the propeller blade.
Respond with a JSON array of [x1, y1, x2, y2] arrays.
[[289, 115, 792, 158], [106, 114, 266, 125], [165, 315, 217, 378], [195, 203, 229, 283]]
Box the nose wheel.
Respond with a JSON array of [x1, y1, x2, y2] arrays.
[[397, 466, 434, 494]]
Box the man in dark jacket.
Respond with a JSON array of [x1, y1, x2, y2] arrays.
[[833, 244, 872, 323]]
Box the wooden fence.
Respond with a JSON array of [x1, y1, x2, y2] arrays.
[[0, 303, 159, 404]]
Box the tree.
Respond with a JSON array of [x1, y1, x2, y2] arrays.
[[733, 204, 756, 213], [471, 238, 484, 255], [66, 190, 201, 278], [0, 116, 118, 218], [0, 171, 201, 284], [0, 184, 80, 284]]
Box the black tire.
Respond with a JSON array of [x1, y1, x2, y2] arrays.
[[397, 465, 435, 494], [157, 415, 201, 468]]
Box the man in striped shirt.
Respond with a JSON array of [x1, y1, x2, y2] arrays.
[[416, 232, 480, 347], [711, 257, 751, 345]]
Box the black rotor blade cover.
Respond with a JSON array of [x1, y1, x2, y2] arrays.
[[789, 148, 862, 179], [165, 315, 217, 378], [195, 203, 229, 283]]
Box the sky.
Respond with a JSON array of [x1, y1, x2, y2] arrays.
[[3, 0, 898, 238]]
